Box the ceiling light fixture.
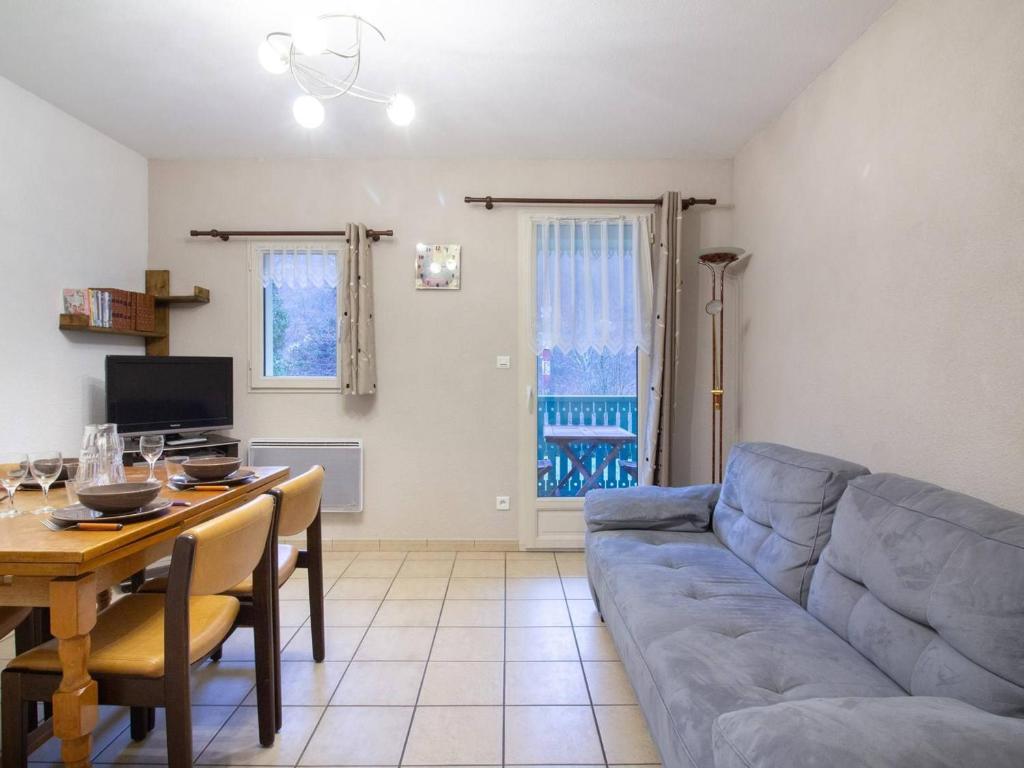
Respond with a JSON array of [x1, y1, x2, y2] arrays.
[[259, 14, 415, 129]]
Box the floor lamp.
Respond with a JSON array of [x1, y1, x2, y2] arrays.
[[699, 247, 745, 484]]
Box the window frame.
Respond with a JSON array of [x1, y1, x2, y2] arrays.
[[247, 240, 344, 392]]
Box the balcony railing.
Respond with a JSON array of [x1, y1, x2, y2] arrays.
[[537, 395, 639, 497]]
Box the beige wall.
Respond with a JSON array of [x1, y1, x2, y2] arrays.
[[0, 75, 148, 454], [148, 158, 732, 540], [732, 0, 1024, 509]]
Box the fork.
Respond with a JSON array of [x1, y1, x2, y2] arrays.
[[40, 517, 75, 531]]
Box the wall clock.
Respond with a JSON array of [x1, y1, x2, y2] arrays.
[[416, 243, 461, 290]]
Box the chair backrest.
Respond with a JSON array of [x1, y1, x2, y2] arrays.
[[808, 473, 1024, 716], [712, 442, 869, 605], [273, 465, 325, 538], [183, 494, 275, 596]]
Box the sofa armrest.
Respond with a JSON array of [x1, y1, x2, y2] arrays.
[[583, 484, 721, 533], [713, 696, 1024, 768]]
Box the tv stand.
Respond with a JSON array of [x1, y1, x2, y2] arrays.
[[123, 433, 240, 463], [166, 435, 207, 446]]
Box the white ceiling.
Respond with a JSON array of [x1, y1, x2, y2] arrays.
[[0, 0, 894, 159]]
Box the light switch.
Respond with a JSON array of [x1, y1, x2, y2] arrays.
[[496, 355, 511, 369]]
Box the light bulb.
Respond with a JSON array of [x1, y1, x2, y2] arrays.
[[705, 299, 723, 316], [293, 95, 325, 128], [386, 93, 415, 126], [258, 40, 289, 74], [292, 16, 327, 55]]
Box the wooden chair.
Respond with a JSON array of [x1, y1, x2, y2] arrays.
[[2, 495, 278, 768], [213, 465, 326, 730]]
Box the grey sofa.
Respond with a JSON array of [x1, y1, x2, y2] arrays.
[[584, 442, 1024, 768]]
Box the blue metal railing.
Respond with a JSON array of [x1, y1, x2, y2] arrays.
[[537, 395, 639, 496]]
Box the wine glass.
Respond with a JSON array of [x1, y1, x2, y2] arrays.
[[0, 453, 29, 518], [28, 451, 63, 515], [139, 435, 164, 483]]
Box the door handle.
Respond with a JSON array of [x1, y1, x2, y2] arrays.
[[526, 385, 535, 413]]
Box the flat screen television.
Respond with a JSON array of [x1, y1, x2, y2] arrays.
[[105, 355, 233, 436]]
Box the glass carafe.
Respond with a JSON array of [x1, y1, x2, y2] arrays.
[[79, 423, 127, 486]]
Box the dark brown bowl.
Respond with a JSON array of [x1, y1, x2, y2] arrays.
[[183, 456, 243, 482], [76, 482, 162, 513]]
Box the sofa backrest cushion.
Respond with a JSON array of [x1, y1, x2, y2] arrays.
[[808, 473, 1024, 716], [712, 442, 869, 606]]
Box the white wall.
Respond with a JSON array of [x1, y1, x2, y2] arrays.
[[732, 0, 1024, 509], [148, 158, 732, 540], [0, 76, 148, 455]]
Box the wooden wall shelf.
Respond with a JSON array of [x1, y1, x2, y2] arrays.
[[58, 270, 209, 356]]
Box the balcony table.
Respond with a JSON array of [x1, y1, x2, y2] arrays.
[[542, 424, 637, 496], [0, 464, 289, 768]]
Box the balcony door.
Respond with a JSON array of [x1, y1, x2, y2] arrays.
[[517, 211, 652, 549]]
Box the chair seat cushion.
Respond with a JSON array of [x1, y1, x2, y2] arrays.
[[588, 529, 905, 768], [6, 593, 239, 678]]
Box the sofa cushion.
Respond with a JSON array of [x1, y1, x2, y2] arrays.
[[808, 473, 1024, 716], [588, 529, 904, 768], [712, 442, 870, 606]]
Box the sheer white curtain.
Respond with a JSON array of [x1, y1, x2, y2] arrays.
[[534, 216, 653, 354], [258, 243, 342, 288]]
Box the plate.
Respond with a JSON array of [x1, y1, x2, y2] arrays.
[[52, 498, 173, 525], [169, 469, 257, 489]]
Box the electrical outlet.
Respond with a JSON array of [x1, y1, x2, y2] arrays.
[[496, 355, 511, 369], [495, 495, 511, 511]]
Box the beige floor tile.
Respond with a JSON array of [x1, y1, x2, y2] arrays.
[[386, 577, 450, 599], [568, 599, 604, 626], [405, 550, 456, 561], [282, 626, 365, 661], [299, 706, 413, 766], [372, 599, 443, 627], [505, 705, 603, 765], [506, 599, 571, 627], [418, 661, 503, 705], [190, 661, 255, 705], [402, 706, 503, 766], [279, 578, 316, 599], [561, 577, 594, 599], [506, 559, 560, 577], [450, 558, 505, 577], [34, 705, 129, 762], [397, 559, 454, 577], [327, 577, 393, 600], [505, 661, 589, 705], [575, 626, 620, 660], [343, 558, 403, 577], [355, 627, 436, 661], [430, 627, 504, 661], [454, 551, 506, 560], [584, 661, 638, 705], [197, 705, 323, 765], [318, 599, 381, 626], [320, 558, 356, 577], [243, 661, 347, 706], [355, 550, 408, 560], [279, 599, 313, 627], [445, 577, 505, 599], [93, 705, 230, 764], [595, 705, 661, 764], [506, 551, 557, 561], [331, 660, 425, 705], [439, 599, 505, 627], [507, 577, 564, 599], [217, 626, 298, 661], [506, 627, 580, 661]]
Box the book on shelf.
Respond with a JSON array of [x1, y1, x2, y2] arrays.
[[63, 288, 158, 332], [62, 289, 89, 316]]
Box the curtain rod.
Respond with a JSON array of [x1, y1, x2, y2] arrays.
[[463, 195, 717, 210], [189, 228, 394, 242]]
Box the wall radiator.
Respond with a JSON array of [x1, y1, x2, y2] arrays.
[[248, 438, 363, 513]]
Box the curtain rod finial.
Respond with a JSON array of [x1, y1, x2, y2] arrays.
[[485, 196, 494, 210]]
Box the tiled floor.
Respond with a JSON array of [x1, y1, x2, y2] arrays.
[[1, 550, 661, 767]]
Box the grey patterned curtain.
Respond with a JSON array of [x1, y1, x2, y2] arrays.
[[341, 223, 377, 395], [641, 192, 681, 485]]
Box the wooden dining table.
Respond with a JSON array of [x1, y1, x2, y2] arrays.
[[543, 424, 637, 496], [0, 464, 289, 768]]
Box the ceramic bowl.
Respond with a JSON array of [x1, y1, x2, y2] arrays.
[[76, 482, 162, 513], [183, 456, 243, 481]]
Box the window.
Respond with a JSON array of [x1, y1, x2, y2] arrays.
[[248, 242, 343, 390]]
